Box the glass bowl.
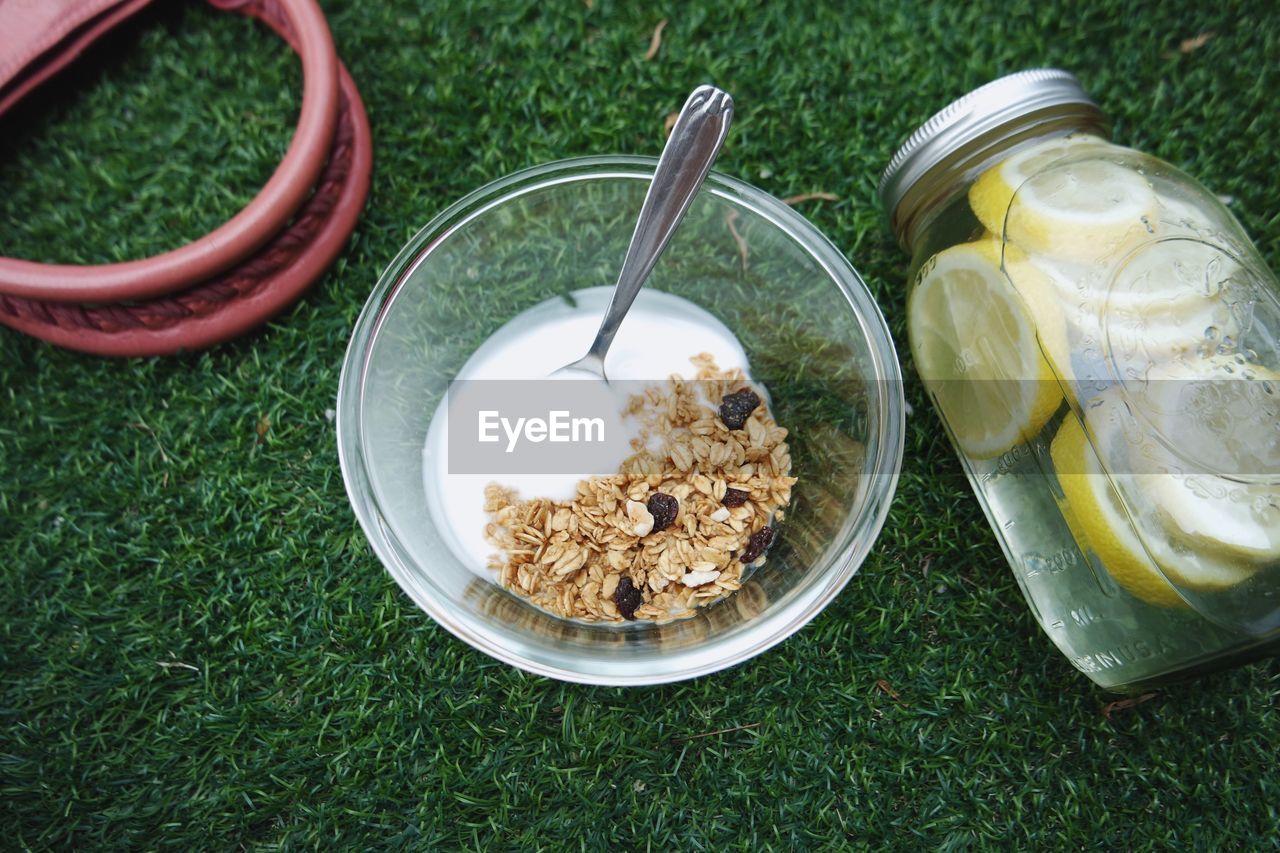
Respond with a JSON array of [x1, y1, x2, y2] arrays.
[[337, 156, 903, 684]]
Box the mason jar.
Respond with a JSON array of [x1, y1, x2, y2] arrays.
[[879, 69, 1280, 690]]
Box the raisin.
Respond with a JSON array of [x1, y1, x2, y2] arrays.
[[739, 526, 775, 564], [718, 388, 761, 430], [722, 488, 750, 508], [614, 576, 644, 620], [647, 492, 679, 532]]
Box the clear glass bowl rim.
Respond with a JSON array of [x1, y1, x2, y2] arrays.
[[336, 155, 905, 684]]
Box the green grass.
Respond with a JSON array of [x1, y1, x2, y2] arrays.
[[3, 0, 1279, 847]]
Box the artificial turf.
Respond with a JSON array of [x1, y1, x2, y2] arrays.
[[2, 0, 1279, 847]]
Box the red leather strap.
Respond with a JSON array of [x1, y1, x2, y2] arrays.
[[0, 65, 370, 357], [0, 0, 372, 356], [0, 0, 341, 303]]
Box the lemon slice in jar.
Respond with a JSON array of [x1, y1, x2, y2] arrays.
[[998, 242, 1077, 384], [997, 238, 1246, 405], [1050, 414, 1185, 607], [970, 135, 1157, 263], [909, 239, 1064, 458], [969, 134, 1110, 237], [1054, 395, 1259, 602], [1127, 355, 1280, 563], [1075, 390, 1261, 590], [1101, 239, 1245, 364]]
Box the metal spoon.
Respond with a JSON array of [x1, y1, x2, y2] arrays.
[[554, 84, 734, 381]]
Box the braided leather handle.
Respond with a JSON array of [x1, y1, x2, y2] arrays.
[[0, 0, 372, 356]]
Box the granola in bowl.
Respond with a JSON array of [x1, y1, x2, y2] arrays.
[[483, 355, 796, 623]]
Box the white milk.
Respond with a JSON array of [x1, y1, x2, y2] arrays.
[[422, 286, 753, 577]]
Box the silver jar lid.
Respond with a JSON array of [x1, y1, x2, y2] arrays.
[[879, 69, 1110, 252]]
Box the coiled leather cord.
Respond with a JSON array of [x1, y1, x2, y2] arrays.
[[0, 0, 372, 356]]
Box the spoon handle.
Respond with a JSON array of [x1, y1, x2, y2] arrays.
[[584, 85, 734, 363]]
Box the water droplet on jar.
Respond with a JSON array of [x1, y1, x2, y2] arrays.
[[1204, 325, 1220, 341], [1141, 215, 1155, 234], [1222, 335, 1236, 348]]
